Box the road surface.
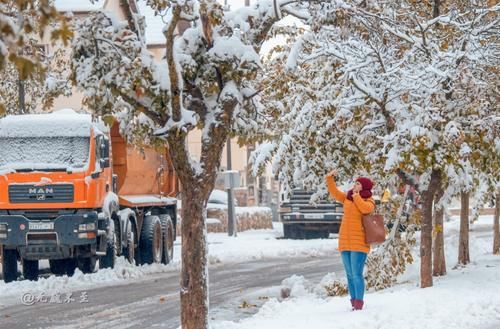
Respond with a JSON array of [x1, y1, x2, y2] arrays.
[[0, 255, 342, 329]]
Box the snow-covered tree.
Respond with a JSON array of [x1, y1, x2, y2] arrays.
[[0, 0, 72, 115], [70, 1, 322, 328], [253, 0, 499, 288], [0, 41, 72, 114]]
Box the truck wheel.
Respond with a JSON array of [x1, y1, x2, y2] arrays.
[[139, 215, 163, 265], [292, 224, 306, 239], [99, 219, 117, 269], [159, 215, 174, 265], [2, 249, 18, 283], [123, 229, 135, 265], [49, 259, 67, 276], [22, 259, 39, 281], [65, 258, 77, 276], [283, 224, 293, 239], [78, 257, 97, 274]]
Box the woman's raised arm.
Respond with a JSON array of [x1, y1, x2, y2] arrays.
[[326, 175, 346, 203]]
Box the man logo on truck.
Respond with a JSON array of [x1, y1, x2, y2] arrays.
[[29, 188, 53, 201], [29, 188, 54, 194]]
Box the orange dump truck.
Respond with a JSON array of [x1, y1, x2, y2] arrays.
[[0, 110, 178, 282]]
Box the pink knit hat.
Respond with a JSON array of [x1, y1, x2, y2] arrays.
[[356, 177, 373, 199]]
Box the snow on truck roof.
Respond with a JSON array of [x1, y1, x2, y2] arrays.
[[0, 109, 96, 138], [54, 0, 106, 12]]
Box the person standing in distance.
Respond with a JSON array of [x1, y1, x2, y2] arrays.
[[325, 170, 375, 310]]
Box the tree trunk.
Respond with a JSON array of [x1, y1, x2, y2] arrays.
[[433, 0, 440, 18], [433, 188, 446, 276], [458, 191, 470, 265], [493, 193, 500, 255], [180, 187, 209, 329], [420, 169, 441, 288], [18, 79, 26, 114]]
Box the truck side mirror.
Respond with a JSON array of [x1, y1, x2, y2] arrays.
[[100, 138, 110, 168], [101, 138, 110, 159], [100, 158, 110, 168]]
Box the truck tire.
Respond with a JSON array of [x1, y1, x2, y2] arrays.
[[292, 224, 306, 239], [49, 259, 67, 276], [139, 215, 163, 265], [99, 219, 117, 269], [283, 224, 293, 239], [123, 229, 135, 265], [2, 249, 18, 283], [159, 215, 174, 265], [283, 224, 303, 239], [78, 257, 97, 274], [66, 258, 77, 276], [22, 259, 39, 281]]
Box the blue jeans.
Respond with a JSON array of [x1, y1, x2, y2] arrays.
[[341, 251, 367, 301]]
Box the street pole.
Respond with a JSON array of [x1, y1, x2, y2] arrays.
[[226, 137, 237, 236], [222, 0, 236, 237], [18, 79, 26, 114]]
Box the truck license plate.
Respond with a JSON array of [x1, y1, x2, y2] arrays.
[[304, 214, 323, 219], [29, 222, 54, 230]]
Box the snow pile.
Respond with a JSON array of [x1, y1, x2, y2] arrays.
[[206, 223, 337, 264], [212, 216, 500, 329], [0, 257, 179, 307], [207, 203, 271, 216], [280, 275, 312, 298]]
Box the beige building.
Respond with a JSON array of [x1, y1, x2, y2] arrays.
[[47, 0, 266, 205]]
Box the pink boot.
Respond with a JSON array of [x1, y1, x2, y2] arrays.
[[353, 299, 364, 310]]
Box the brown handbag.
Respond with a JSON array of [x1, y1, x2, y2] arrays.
[[362, 212, 386, 245]]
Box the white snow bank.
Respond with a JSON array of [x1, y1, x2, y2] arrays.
[[207, 203, 271, 216], [0, 257, 178, 307], [206, 223, 337, 265]]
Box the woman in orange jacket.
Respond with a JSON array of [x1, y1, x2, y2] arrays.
[[326, 170, 375, 311]]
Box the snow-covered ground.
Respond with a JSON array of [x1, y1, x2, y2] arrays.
[[206, 222, 336, 264], [212, 215, 500, 329], [2, 216, 499, 329], [0, 222, 337, 306]]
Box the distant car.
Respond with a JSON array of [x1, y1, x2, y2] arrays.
[[208, 189, 238, 206], [279, 188, 342, 239]]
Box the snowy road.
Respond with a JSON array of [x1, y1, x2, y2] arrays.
[[0, 254, 342, 329]]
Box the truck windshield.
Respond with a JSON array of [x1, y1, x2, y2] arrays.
[[0, 136, 90, 172]]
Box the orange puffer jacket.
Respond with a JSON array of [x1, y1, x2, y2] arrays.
[[326, 176, 375, 253]]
